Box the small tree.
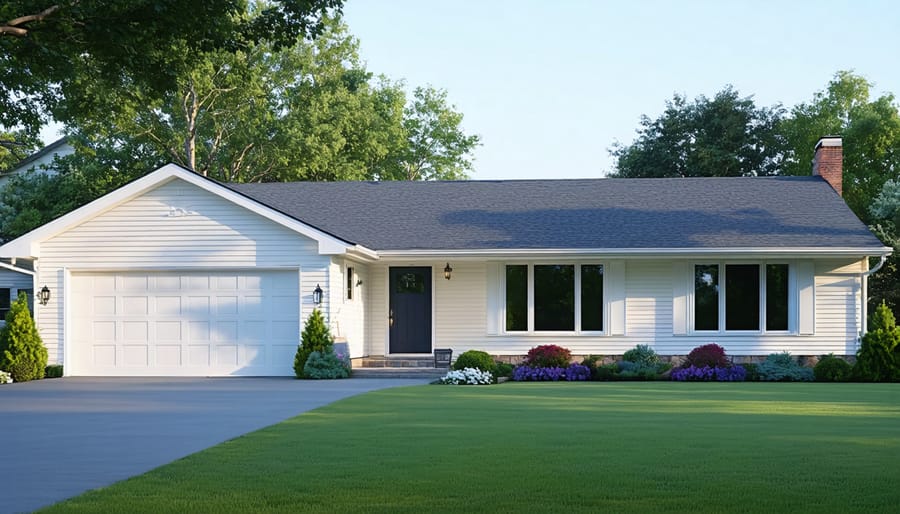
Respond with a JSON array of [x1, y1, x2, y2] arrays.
[[0, 292, 47, 382], [294, 309, 334, 378], [854, 302, 900, 382]]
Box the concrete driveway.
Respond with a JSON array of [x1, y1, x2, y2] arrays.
[[0, 377, 430, 514]]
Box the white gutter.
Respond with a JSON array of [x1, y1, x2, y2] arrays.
[[376, 246, 893, 260], [860, 254, 890, 339], [0, 261, 34, 275]]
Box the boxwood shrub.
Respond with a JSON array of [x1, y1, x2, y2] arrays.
[[453, 350, 496, 373], [814, 354, 852, 382]]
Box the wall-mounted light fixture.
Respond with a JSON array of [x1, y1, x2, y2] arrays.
[[444, 263, 453, 280], [313, 284, 323, 305], [39, 285, 51, 306]]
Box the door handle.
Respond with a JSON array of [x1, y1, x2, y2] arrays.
[[389, 309, 394, 327]]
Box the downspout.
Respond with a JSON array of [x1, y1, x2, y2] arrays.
[[860, 254, 888, 339]]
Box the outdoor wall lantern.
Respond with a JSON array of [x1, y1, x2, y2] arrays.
[[444, 263, 453, 280], [313, 284, 323, 305], [39, 285, 51, 306]]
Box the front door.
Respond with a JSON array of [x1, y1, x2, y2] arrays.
[[389, 267, 432, 354]]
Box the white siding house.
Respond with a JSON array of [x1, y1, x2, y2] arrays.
[[0, 137, 891, 376]]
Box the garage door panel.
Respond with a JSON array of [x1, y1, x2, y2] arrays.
[[70, 270, 299, 376]]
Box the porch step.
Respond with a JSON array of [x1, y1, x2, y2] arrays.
[[352, 367, 447, 379], [357, 356, 441, 368]]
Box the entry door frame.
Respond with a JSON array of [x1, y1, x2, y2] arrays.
[[387, 265, 435, 355]]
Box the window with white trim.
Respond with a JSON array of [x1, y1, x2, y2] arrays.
[[693, 263, 789, 332], [504, 263, 604, 333]]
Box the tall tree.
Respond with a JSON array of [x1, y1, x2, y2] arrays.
[[374, 86, 482, 181], [0, 130, 40, 172], [779, 71, 900, 223], [609, 87, 785, 178], [1, 0, 342, 137]]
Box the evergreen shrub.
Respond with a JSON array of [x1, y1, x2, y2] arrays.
[[0, 292, 47, 382], [452, 350, 495, 373], [813, 354, 852, 382], [853, 302, 900, 382], [294, 309, 334, 378]]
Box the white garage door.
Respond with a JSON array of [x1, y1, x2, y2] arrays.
[[70, 270, 299, 376]]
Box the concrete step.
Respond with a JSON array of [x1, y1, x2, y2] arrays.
[[352, 367, 448, 379]]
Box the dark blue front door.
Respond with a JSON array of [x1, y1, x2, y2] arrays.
[[389, 267, 432, 354]]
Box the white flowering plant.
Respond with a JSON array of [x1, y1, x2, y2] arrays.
[[439, 367, 494, 385], [0, 370, 13, 384]]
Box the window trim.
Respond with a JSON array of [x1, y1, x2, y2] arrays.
[[689, 261, 792, 335], [501, 261, 606, 336]]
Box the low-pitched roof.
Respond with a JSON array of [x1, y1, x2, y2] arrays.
[[229, 176, 886, 252]]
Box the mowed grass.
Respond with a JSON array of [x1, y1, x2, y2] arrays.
[[43, 383, 900, 513]]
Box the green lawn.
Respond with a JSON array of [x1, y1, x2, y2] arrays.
[[43, 383, 900, 513]]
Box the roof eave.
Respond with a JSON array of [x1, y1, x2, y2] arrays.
[[375, 246, 893, 260]]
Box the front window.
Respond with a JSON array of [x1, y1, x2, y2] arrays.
[[0, 288, 9, 320], [693, 263, 789, 332], [505, 263, 603, 333]]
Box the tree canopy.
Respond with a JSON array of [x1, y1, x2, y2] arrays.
[[0, 0, 342, 137], [609, 87, 784, 178]]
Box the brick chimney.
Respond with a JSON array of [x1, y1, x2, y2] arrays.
[[812, 136, 842, 196]]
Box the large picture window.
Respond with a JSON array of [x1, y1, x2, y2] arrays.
[[505, 263, 603, 333], [693, 263, 789, 332]]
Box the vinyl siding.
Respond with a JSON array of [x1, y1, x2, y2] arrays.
[[365, 257, 865, 357], [37, 179, 330, 365], [330, 259, 367, 358]]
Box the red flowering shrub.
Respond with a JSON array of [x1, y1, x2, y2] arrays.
[[524, 345, 572, 368], [685, 343, 729, 368]]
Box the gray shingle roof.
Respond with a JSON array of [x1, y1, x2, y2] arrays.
[[227, 176, 885, 251]]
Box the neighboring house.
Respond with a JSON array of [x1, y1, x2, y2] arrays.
[[0, 138, 71, 322], [0, 136, 890, 377], [0, 137, 73, 190]]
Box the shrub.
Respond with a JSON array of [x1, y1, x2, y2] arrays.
[[757, 352, 814, 382], [453, 350, 495, 373], [303, 350, 350, 379], [44, 365, 64, 378], [0, 292, 47, 382], [580, 354, 603, 380], [671, 365, 746, 382], [615, 360, 670, 380], [512, 364, 591, 382], [440, 367, 493, 385], [492, 361, 514, 378], [853, 302, 900, 382], [622, 344, 659, 367], [813, 354, 852, 382], [595, 362, 617, 381], [524, 345, 571, 368], [741, 362, 760, 381], [0, 370, 12, 384], [294, 309, 335, 378], [685, 343, 729, 368]]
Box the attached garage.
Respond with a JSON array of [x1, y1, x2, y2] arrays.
[[69, 270, 300, 376]]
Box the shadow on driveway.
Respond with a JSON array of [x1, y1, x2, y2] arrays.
[[0, 377, 429, 514]]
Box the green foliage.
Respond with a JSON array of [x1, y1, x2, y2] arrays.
[[0, 292, 47, 382], [853, 302, 900, 382], [452, 350, 495, 373], [44, 364, 64, 378], [303, 350, 350, 379], [780, 71, 900, 224], [615, 360, 671, 381], [813, 354, 852, 382], [610, 86, 784, 178], [294, 309, 334, 379], [622, 344, 660, 367], [0, 0, 342, 137], [741, 362, 760, 382], [757, 352, 814, 382], [0, 130, 41, 173], [524, 345, 572, 368], [492, 361, 514, 379]]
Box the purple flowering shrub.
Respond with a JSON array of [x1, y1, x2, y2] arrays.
[[670, 365, 746, 382], [512, 364, 591, 381]]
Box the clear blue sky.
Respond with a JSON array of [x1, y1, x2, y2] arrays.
[[342, 0, 900, 179]]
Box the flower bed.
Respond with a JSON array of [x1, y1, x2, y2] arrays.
[[512, 364, 591, 382], [439, 367, 494, 385], [670, 365, 746, 382]]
